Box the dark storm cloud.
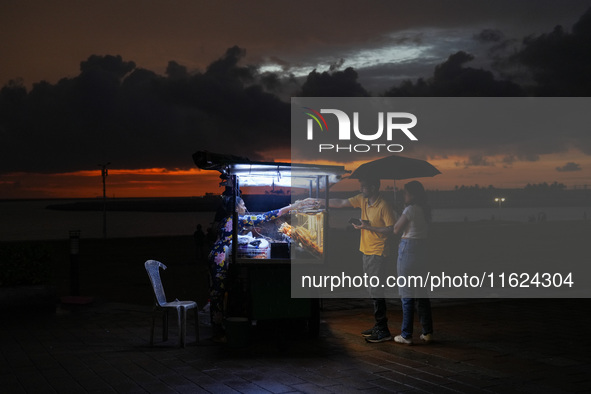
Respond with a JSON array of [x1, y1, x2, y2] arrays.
[[471, 6, 591, 104], [391, 32, 424, 45], [509, 7, 591, 96], [165, 61, 189, 80], [329, 59, 345, 72], [2, 6, 591, 175], [556, 162, 582, 172], [377, 8, 591, 164], [502, 154, 540, 166], [474, 29, 504, 43], [3, 0, 589, 89], [267, 56, 290, 70], [0, 47, 290, 173], [383, 51, 524, 97], [500, 8, 591, 156], [299, 67, 369, 97]]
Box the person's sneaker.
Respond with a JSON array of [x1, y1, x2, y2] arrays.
[[361, 327, 375, 337], [365, 329, 392, 343], [420, 333, 433, 343], [394, 335, 413, 345]]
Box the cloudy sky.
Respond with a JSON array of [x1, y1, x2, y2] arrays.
[[1, 0, 590, 198]]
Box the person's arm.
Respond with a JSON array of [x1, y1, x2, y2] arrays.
[[276, 198, 321, 216], [307, 197, 353, 209], [239, 209, 281, 226], [352, 221, 393, 234], [277, 205, 291, 217], [328, 198, 353, 209], [393, 214, 409, 235], [240, 199, 309, 226]]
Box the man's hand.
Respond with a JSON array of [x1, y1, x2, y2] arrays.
[[354, 220, 393, 234], [352, 220, 370, 230]]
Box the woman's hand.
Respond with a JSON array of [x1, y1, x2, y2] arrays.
[[277, 198, 321, 216], [292, 198, 320, 211]]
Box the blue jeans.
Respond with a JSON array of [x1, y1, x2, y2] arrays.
[[401, 298, 433, 339], [397, 238, 432, 338]]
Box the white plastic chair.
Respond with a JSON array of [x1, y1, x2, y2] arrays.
[[144, 260, 199, 347]]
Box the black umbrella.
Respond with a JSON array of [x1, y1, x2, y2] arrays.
[[350, 155, 441, 180]]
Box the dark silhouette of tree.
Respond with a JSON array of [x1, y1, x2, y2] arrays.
[[524, 182, 566, 192]]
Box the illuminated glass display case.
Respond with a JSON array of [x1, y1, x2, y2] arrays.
[[193, 151, 347, 264], [279, 210, 325, 259], [193, 151, 347, 328]]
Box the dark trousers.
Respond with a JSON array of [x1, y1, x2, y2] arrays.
[[373, 298, 388, 330], [362, 254, 388, 330]]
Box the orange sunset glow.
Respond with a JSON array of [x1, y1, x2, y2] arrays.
[[2, 150, 589, 199]]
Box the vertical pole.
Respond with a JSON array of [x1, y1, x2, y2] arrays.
[[69, 230, 80, 296], [393, 180, 397, 208], [99, 162, 110, 239], [231, 175, 238, 267], [322, 174, 330, 312], [324, 175, 329, 260], [316, 175, 320, 199], [102, 170, 107, 239], [230, 174, 239, 319]]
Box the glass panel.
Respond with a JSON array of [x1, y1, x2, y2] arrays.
[[279, 210, 325, 260]]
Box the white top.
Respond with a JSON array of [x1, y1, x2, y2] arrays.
[[401, 204, 429, 239]]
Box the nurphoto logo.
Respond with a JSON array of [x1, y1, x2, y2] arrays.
[[303, 107, 418, 153]]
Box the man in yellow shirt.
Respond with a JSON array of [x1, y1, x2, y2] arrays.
[[328, 177, 396, 342]]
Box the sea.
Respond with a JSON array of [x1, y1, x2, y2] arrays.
[[0, 199, 589, 241]]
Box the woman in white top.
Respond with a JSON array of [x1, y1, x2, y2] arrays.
[[392, 181, 433, 345]]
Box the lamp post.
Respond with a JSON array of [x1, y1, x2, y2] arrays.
[[494, 197, 505, 208], [99, 162, 111, 239], [69, 230, 80, 296]]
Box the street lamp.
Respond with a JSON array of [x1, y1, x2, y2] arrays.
[[494, 197, 505, 208], [98, 162, 111, 238]]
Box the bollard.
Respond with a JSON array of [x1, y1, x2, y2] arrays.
[[69, 230, 80, 296]]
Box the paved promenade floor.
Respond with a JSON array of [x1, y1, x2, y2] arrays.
[[1, 298, 590, 393]]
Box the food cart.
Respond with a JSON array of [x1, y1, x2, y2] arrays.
[[193, 151, 347, 337]]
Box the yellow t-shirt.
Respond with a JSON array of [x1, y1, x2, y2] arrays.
[[348, 193, 396, 256]]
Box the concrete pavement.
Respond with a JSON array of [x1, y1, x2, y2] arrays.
[[1, 298, 589, 393]]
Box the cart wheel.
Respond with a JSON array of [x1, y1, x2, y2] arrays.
[[308, 298, 321, 338]]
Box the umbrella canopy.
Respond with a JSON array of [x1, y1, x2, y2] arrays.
[[350, 155, 441, 180]]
